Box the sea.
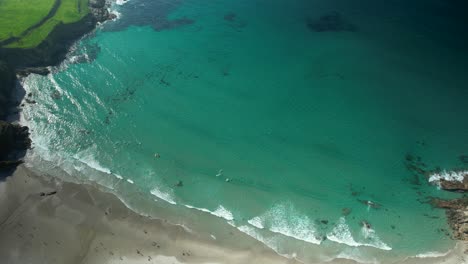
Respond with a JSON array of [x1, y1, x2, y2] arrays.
[[19, 0, 468, 263]]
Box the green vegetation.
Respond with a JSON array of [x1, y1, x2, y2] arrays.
[[0, 0, 89, 49], [0, 0, 56, 40]]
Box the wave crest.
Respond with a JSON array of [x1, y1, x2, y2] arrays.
[[327, 217, 392, 251]]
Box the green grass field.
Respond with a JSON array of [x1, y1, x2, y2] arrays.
[[0, 0, 89, 49]]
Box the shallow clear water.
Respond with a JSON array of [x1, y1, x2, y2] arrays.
[[21, 0, 468, 262]]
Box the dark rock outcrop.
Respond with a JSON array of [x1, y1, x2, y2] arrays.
[[431, 197, 468, 240], [89, 0, 106, 8], [0, 1, 113, 173], [439, 174, 468, 193], [0, 61, 15, 119], [0, 160, 24, 170], [0, 121, 31, 160]]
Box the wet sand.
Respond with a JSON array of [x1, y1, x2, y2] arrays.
[[0, 165, 466, 264]]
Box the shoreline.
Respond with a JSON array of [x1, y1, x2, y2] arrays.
[[0, 0, 115, 170], [0, 164, 300, 264], [0, 164, 466, 264], [1, 1, 467, 263]]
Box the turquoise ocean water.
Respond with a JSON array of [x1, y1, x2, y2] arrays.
[[21, 0, 468, 262]]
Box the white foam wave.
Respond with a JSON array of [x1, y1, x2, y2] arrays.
[[261, 203, 322, 245], [115, 0, 129, 5], [72, 154, 112, 175], [248, 216, 265, 229], [150, 186, 176, 205], [184, 205, 234, 221], [115, 174, 123, 179], [110, 10, 121, 20], [327, 217, 392, 251], [327, 217, 362, 247], [429, 170, 467, 183], [184, 204, 210, 213], [126, 179, 134, 184], [360, 226, 392, 251], [413, 251, 450, 258], [213, 206, 234, 221]]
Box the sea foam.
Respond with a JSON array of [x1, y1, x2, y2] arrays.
[[115, 0, 129, 5], [248, 216, 265, 229], [428, 170, 467, 183], [256, 203, 322, 245], [150, 186, 177, 205], [184, 205, 234, 221], [327, 217, 392, 251], [414, 251, 450, 258]]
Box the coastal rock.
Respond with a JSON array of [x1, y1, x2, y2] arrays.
[[90, 7, 110, 22], [431, 197, 468, 240], [0, 61, 15, 119], [0, 120, 31, 160], [17, 67, 50, 76], [0, 160, 23, 170], [89, 0, 106, 8], [439, 175, 468, 193]]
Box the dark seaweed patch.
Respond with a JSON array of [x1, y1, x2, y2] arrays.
[[223, 11, 247, 31], [459, 155, 468, 164], [103, 0, 195, 32], [224, 12, 236, 22], [306, 12, 357, 32]]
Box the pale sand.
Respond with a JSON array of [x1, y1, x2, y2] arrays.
[[0, 165, 466, 264], [0, 165, 298, 264]]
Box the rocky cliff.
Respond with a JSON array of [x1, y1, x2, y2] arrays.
[[0, 0, 113, 172]]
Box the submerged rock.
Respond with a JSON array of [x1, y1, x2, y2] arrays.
[[341, 207, 351, 216], [306, 12, 357, 32], [459, 155, 468, 164], [224, 12, 237, 22], [361, 220, 372, 229]]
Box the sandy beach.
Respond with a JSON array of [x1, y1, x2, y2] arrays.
[[0, 165, 304, 264], [0, 165, 465, 264]]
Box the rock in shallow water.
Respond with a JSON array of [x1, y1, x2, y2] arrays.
[[431, 197, 468, 240], [439, 175, 468, 192]]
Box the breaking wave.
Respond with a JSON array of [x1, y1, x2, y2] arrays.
[[150, 185, 177, 205], [428, 170, 467, 183], [247, 203, 322, 245], [327, 217, 392, 251], [184, 205, 234, 221]]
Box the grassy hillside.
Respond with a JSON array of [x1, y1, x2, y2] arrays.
[[0, 0, 56, 40], [0, 0, 89, 49]]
